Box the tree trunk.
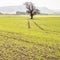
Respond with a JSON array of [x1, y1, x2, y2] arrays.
[[30, 13, 33, 19], [31, 15, 33, 19]]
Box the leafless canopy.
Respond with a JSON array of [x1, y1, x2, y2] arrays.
[[24, 2, 40, 19]]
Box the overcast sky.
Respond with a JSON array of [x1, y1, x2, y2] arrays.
[[0, 0, 60, 10]]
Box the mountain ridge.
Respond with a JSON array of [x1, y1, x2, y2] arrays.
[[0, 5, 60, 15]]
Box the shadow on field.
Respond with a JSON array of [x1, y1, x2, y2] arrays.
[[28, 20, 31, 29]]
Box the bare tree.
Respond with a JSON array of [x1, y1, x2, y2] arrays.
[[24, 2, 40, 19]]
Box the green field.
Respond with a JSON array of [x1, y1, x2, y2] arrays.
[[0, 15, 60, 60]]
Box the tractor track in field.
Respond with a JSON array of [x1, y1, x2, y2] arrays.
[[27, 20, 45, 32], [32, 21, 51, 34], [33, 21, 44, 30]]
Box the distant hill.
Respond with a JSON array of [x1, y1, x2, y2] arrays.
[[0, 5, 60, 15], [0, 5, 26, 14], [54, 10, 60, 15], [38, 7, 55, 14]]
